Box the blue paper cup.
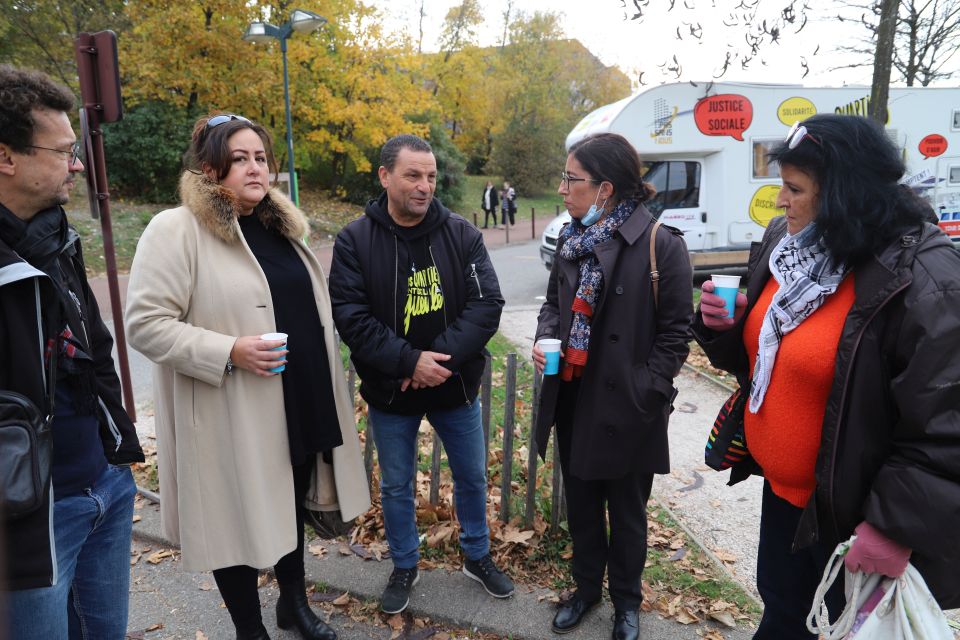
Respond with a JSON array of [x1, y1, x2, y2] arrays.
[[538, 338, 562, 375], [261, 332, 288, 373], [711, 275, 741, 319]]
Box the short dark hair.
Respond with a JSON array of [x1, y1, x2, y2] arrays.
[[0, 64, 75, 153], [568, 133, 655, 204], [380, 134, 432, 171], [184, 113, 278, 181], [768, 114, 932, 265]]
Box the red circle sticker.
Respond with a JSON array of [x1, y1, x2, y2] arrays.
[[919, 134, 948, 159], [694, 94, 754, 141]]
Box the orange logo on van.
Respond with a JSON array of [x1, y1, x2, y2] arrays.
[[694, 94, 753, 141], [919, 134, 948, 159]]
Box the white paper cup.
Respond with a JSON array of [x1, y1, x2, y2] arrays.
[[710, 275, 742, 318], [538, 338, 562, 375], [261, 332, 288, 373]]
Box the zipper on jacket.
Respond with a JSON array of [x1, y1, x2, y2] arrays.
[[470, 263, 483, 299], [428, 245, 469, 405], [825, 279, 910, 543], [387, 236, 399, 406]]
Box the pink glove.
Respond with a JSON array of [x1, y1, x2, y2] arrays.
[[844, 521, 911, 577], [700, 281, 747, 331]]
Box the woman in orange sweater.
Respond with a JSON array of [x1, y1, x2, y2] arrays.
[[693, 114, 960, 637]]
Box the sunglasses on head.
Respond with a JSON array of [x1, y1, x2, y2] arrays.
[[785, 121, 822, 150], [206, 114, 251, 129]]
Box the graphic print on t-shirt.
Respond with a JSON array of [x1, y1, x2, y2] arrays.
[[404, 264, 444, 335]]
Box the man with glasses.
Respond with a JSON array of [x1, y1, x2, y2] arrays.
[[0, 64, 144, 639]]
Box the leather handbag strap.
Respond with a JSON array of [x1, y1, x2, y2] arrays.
[[649, 220, 664, 310]]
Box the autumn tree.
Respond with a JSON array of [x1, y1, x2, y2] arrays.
[[488, 12, 630, 193], [835, 0, 960, 86]]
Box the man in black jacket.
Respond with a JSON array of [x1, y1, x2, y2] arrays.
[[0, 65, 143, 638], [329, 134, 510, 614]]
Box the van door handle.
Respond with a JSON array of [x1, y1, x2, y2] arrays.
[[701, 211, 707, 223]]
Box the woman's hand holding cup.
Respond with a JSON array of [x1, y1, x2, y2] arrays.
[[700, 280, 747, 330], [230, 334, 288, 377]]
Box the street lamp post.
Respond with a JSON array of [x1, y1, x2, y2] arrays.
[[243, 9, 327, 207]]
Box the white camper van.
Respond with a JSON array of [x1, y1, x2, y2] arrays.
[[540, 81, 960, 270]]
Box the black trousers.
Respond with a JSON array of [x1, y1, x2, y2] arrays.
[[754, 480, 845, 639], [556, 381, 654, 610], [482, 208, 497, 227], [212, 459, 314, 629], [501, 206, 515, 226]]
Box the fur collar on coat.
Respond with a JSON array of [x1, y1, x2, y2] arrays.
[[178, 171, 308, 244]]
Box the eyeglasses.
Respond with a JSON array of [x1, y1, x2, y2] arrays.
[[26, 141, 82, 165], [560, 171, 601, 189], [785, 121, 822, 150], [206, 114, 251, 129]]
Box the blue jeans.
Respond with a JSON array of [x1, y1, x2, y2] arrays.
[[368, 399, 489, 569], [7, 464, 137, 640]]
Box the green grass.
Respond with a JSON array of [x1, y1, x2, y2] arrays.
[[463, 174, 566, 223], [65, 182, 170, 276], [646, 507, 762, 620]]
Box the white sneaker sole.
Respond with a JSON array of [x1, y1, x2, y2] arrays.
[[462, 566, 515, 598], [380, 572, 420, 614]]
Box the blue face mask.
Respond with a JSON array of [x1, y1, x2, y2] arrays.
[[580, 188, 607, 226]]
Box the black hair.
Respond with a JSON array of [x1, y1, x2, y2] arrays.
[[185, 113, 277, 181], [0, 64, 75, 152], [768, 114, 933, 265], [567, 133, 655, 204], [380, 134, 433, 171]]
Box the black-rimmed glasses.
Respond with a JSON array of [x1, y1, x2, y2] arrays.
[[785, 121, 822, 149], [560, 171, 601, 189], [207, 114, 251, 129], [27, 141, 82, 165]]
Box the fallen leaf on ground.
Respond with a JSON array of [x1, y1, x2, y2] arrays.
[[146, 550, 173, 564], [195, 632, 208, 640], [332, 592, 351, 606], [308, 543, 327, 558]]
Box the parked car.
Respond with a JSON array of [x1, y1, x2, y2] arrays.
[[539, 210, 571, 270]]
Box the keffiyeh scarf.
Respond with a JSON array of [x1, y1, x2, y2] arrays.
[[558, 199, 635, 381], [750, 225, 848, 413]]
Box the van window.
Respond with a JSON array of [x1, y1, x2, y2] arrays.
[[641, 161, 700, 215], [752, 139, 781, 179], [950, 166, 960, 185]]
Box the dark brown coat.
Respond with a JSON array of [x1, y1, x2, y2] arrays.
[[535, 204, 693, 480]]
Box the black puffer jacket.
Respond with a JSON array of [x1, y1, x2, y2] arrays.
[[1, 207, 143, 590], [329, 194, 504, 414], [694, 216, 960, 608]]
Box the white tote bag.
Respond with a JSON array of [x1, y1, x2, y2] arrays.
[[807, 536, 954, 639]]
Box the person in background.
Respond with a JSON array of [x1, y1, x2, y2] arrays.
[[532, 132, 693, 640], [500, 180, 516, 227], [328, 134, 510, 616], [481, 180, 499, 229], [694, 114, 960, 637], [125, 113, 370, 640], [0, 64, 144, 639]]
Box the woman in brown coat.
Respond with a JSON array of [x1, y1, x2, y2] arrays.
[[126, 114, 370, 640], [532, 133, 693, 640]]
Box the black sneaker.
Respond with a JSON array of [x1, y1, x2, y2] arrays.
[[381, 566, 419, 614], [462, 554, 515, 598]]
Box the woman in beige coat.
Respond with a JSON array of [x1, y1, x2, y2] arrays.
[[126, 114, 370, 640]]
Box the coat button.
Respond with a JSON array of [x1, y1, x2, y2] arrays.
[[605, 425, 615, 436], [606, 379, 616, 390], [615, 285, 624, 294], [610, 334, 619, 343]]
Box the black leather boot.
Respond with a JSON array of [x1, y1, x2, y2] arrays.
[[612, 608, 639, 640], [276, 582, 337, 640], [235, 621, 271, 640]]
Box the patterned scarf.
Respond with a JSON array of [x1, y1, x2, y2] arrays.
[[750, 224, 848, 412], [558, 199, 635, 381]]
